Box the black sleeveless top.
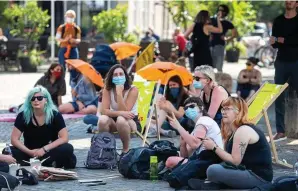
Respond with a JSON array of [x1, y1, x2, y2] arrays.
[[225, 125, 273, 182], [202, 86, 230, 127]]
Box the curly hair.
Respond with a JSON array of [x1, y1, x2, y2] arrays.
[[104, 64, 131, 91]]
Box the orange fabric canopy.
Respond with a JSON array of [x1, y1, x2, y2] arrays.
[[65, 59, 104, 88], [136, 62, 193, 86], [110, 42, 141, 60]]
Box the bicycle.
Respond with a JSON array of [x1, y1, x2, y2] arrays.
[[254, 38, 276, 68]]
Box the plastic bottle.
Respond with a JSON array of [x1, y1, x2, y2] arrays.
[[150, 156, 158, 181], [4, 143, 12, 155], [294, 160, 298, 176]]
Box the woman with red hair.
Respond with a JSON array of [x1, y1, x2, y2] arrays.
[[189, 97, 273, 190]]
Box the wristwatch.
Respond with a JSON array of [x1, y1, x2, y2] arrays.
[[212, 146, 218, 153], [43, 147, 49, 153]]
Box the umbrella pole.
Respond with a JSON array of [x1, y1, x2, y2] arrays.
[[127, 55, 137, 75]]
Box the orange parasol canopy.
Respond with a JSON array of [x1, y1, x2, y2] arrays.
[[136, 62, 193, 86], [65, 59, 104, 88], [110, 42, 141, 60]]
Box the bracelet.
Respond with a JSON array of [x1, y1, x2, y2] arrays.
[[43, 147, 49, 153], [212, 146, 217, 153]]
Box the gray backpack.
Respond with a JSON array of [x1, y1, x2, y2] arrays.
[[85, 132, 117, 169]]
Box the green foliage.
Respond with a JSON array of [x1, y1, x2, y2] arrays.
[[166, 1, 256, 37], [251, 1, 284, 22], [92, 5, 137, 43], [226, 39, 247, 56], [18, 49, 46, 66], [0, 1, 9, 28], [4, 1, 50, 50]]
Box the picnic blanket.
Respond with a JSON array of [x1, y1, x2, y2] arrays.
[[0, 113, 85, 122]]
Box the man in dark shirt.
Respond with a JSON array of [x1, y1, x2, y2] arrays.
[[211, 5, 237, 72], [271, 0, 298, 142]]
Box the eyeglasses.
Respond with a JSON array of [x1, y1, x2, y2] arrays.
[[31, 96, 44, 102], [184, 104, 196, 111], [193, 76, 206, 81], [221, 107, 238, 113]]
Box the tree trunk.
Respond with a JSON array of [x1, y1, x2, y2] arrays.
[[285, 87, 298, 138]]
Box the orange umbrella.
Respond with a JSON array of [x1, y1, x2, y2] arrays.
[[65, 59, 104, 88], [136, 62, 193, 86], [110, 42, 141, 60]]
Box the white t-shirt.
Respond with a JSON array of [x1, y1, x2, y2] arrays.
[[191, 116, 224, 153]]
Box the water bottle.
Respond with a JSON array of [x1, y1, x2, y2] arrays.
[[150, 156, 158, 181], [294, 160, 298, 176], [4, 143, 12, 155]]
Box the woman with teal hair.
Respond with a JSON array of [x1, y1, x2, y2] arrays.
[[7, 86, 76, 168]]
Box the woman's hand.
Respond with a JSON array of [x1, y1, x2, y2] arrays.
[[158, 97, 168, 111], [35, 148, 46, 158], [116, 85, 124, 96], [167, 112, 181, 130], [28, 149, 40, 157], [120, 111, 135, 119], [217, 11, 222, 19], [202, 137, 217, 150], [1, 155, 16, 164]]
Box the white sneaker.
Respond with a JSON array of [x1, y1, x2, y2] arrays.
[[147, 127, 157, 138]]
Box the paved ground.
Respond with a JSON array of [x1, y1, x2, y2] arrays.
[[0, 60, 296, 190]]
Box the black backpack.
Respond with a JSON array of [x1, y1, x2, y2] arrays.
[[85, 132, 117, 169], [149, 140, 179, 162], [118, 147, 157, 180], [0, 172, 20, 190]]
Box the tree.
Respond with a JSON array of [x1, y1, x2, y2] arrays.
[[166, 1, 256, 37], [4, 1, 50, 50], [251, 1, 284, 22], [92, 4, 137, 43]]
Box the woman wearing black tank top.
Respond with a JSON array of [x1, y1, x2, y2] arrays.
[[185, 10, 223, 69], [195, 65, 229, 127], [195, 97, 273, 190]]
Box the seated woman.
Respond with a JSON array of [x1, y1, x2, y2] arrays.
[[148, 75, 190, 138], [9, 86, 77, 168], [35, 63, 66, 106], [98, 64, 141, 155], [166, 97, 223, 169], [237, 57, 262, 101], [195, 65, 229, 127], [192, 97, 273, 190], [58, 69, 97, 114]]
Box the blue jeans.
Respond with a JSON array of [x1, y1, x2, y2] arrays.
[[274, 59, 298, 133], [83, 114, 99, 126], [58, 47, 79, 70]]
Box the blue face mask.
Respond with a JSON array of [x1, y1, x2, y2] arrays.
[[193, 80, 204, 89], [170, 87, 180, 98], [185, 107, 200, 121], [112, 76, 126, 85]]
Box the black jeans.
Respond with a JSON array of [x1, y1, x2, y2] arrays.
[[6, 143, 76, 169], [0, 162, 9, 173], [274, 60, 298, 133]]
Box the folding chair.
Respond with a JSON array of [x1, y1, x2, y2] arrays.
[[133, 80, 161, 146], [247, 81, 291, 168]]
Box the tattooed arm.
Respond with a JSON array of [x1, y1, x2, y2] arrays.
[[204, 126, 251, 165]]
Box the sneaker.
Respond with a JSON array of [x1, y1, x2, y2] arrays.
[[273, 133, 287, 142], [163, 130, 177, 138], [147, 127, 157, 138], [188, 178, 221, 190], [86, 124, 93, 134]]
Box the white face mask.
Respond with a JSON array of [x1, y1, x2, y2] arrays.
[[65, 17, 74, 23]]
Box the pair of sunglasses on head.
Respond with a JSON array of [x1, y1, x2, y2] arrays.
[[184, 104, 196, 111]]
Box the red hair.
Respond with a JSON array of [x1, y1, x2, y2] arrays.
[[221, 97, 250, 143]]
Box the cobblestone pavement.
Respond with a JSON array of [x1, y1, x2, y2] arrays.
[[0, 61, 296, 190]]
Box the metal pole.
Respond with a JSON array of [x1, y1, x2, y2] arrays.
[[50, 0, 55, 60], [77, 1, 81, 26], [107, 0, 111, 10], [63, 0, 67, 14]]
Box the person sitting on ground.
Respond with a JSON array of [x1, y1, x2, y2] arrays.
[[195, 65, 229, 127], [189, 97, 273, 190], [237, 57, 262, 101], [165, 97, 223, 171], [148, 75, 190, 138], [35, 63, 66, 107], [58, 69, 97, 114], [98, 64, 141, 155], [8, 86, 77, 168]]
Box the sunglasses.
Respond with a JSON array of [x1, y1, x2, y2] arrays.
[[193, 76, 206, 81], [31, 96, 44, 102], [184, 104, 196, 111]]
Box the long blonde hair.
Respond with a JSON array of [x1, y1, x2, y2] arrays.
[[221, 97, 251, 143]]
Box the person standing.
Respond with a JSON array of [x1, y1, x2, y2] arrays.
[[185, 10, 223, 69], [270, 0, 298, 142], [173, 27, 187, 57], [211, 4, 237, 72], [55, 10, 81, 71]]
